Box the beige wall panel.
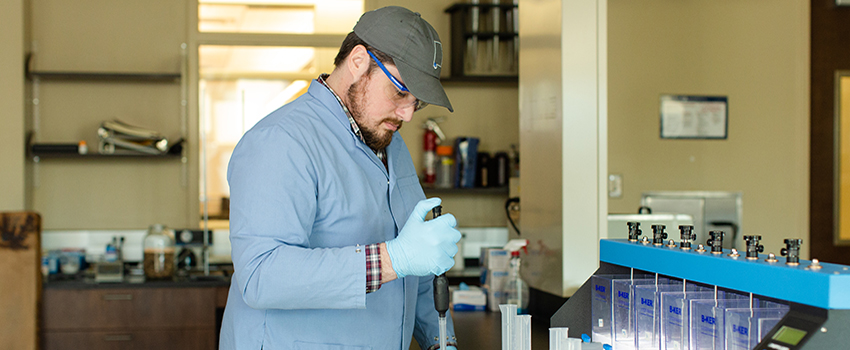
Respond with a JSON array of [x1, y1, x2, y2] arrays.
[[0, 0, 26, 212], [607, 0, 809, 257], [35, 82, 183, 144], [27, 0, 190, 229], [29, 0, 187, 72], [33, 160, 187, 229]]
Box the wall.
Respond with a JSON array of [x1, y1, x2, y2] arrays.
[[607, 0, 810, 257], [10, 0, 516, 230], [0, 0, 26, 212], [810, 0, 850, 264], [27, 0, 190, 229]]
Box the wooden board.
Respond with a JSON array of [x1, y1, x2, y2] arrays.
[[0, 212, 41, 350]]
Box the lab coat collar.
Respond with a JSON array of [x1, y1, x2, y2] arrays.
[[308, 78, 396, 179]]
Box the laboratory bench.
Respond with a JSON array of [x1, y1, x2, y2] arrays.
[[42, 272, 549, 350], [447, 309, 550, 350]]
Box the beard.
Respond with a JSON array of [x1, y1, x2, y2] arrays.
[[347, 78, 402, 151]]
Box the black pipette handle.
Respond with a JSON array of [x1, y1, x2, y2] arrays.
[[432, 205, 450, 317]]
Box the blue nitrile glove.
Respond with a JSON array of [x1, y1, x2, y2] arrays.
[[386, 198, 461, 278]]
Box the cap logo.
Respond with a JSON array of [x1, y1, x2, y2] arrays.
[[433, 41, 442, 70]]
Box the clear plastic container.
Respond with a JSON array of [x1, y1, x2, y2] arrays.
[[591, 275, 626, 346], [724, 306, 789, 350], [590, 274, 653, 347], [143, 224, 175, 280], [549, 328, 572, 350], [611, 278, 662, 350], [634, 282, 709, 350], [501, 304, 517, 350], [514, 314, 532, 350], [689, 298, 787, 350], [505, 251, 529, 313], [660, 291, 736, 350]]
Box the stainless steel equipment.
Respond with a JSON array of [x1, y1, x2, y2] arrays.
[[641, 191, 743, 250]]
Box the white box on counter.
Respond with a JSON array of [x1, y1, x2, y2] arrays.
[[481, 248, 510, 272], [452, 288, 486, 311], [480, 248, 510, 311]]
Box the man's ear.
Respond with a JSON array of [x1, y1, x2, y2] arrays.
[[347, 45, 371, 82]]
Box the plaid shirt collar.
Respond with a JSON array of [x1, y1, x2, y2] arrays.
[[317, 74, 387, 164]]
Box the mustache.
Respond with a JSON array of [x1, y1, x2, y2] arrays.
[[381, 118, 403, 131]]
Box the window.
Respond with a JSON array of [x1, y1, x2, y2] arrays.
[[196, 0, 363, 219]]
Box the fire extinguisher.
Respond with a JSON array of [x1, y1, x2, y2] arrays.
[[422, 118, 445, 185]]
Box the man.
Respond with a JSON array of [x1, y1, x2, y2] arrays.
[[220, 6, 462, 350]]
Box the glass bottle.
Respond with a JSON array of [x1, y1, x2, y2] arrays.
[[143, 224, 175, 280]]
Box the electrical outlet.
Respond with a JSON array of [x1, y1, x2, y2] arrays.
[[608, 174, 623, 198]]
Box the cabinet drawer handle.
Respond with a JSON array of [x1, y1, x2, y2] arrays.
[[103, 334, 133, 342], [102, 294, 133, 301]]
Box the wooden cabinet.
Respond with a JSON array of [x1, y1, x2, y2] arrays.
[[42, 287, 219, 350], [42, 329, 214, 350]]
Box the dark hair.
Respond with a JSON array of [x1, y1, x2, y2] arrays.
[[334, 31, 394, 70]]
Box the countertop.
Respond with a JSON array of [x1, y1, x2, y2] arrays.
[[43, 274, 231, 289], [424, 310, 550, 349]]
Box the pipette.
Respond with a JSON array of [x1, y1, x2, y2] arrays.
[[432, 205, 450, 350]]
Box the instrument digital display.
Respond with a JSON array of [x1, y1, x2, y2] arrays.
[[772, 325, 807, 346]]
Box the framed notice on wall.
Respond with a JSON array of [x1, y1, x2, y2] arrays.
[[660, 95, 728, 139]]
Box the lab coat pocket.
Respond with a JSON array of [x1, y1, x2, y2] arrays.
[[293, 341, 371, 350]]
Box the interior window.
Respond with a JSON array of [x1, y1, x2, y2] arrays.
[[197, 1, 363, 220]]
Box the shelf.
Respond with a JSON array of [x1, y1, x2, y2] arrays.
[[422, 186, 509, 195], [445, 2, 520, 80], [461, 32, 518, 40], [27, 71, 181, 82], [29, 142, 181, 159], [441, 75, 517, 84], [31, 152, 181, 159], [445, 3, 518, 12]]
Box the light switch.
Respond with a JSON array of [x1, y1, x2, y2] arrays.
[[608, 174, 623, 198]]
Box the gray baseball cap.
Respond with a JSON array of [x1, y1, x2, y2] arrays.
[[354, 6, 453, 112]]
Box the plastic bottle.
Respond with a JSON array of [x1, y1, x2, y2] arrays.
[[505, 250, 529, 313], [502, 239, 529, 313], [435, 145, 454, 189]]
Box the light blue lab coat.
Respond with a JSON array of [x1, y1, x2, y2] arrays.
[[219, 80, 456, 350]]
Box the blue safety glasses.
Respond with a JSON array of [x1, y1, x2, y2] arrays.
[[367, 50, 428, 112]]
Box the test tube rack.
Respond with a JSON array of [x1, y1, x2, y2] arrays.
[[551, 239, 850, 350]]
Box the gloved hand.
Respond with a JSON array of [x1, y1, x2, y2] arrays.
[[386, 198, 461, 278]]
